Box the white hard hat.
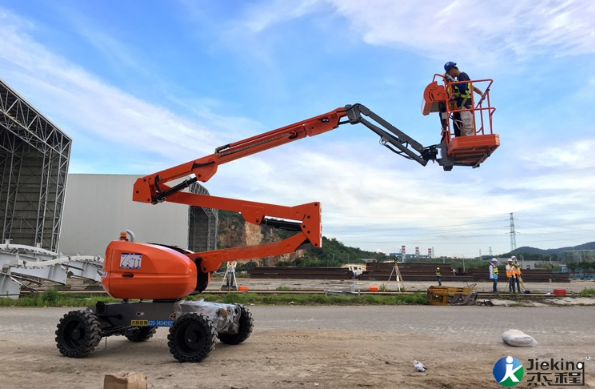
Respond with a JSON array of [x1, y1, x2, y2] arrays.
[[511, 256, 516, 259], [491, 258, 497, 262]]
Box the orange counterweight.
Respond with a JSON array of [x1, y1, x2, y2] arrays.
[[102, 239, 199, 300]]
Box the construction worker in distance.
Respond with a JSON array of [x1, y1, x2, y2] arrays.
[[443, 61, 483, 137], [436, 267, 442, 286], [512, 256, 523, 293], [489, 258, 499, 293], [505, 258, 517, 294]]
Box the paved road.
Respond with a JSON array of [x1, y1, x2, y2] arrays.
[[255, 305, 595, 346], [1, 305, 594, 347]]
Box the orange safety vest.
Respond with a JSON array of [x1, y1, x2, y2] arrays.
[[505, 264, 516, 278], [513, 265, 521, 276]]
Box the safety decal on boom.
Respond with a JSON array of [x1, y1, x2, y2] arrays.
[[120, 253, 142, 269]]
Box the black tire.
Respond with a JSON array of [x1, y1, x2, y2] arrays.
[[218, 305, 253, 345], [168, 313, 216, 362], [124, 326, 157, 342], [55, 310, 102, 358]]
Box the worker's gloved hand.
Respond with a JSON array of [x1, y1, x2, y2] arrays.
[[444, 74, 455, 83]]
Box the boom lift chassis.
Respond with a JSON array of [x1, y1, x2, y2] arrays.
[[56, 87, 498, 362]]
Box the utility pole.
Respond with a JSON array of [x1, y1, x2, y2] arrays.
[[509, 213, 517, 252]]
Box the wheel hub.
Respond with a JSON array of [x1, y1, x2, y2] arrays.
[[71, 327, 82, 341], [186, 331, 198, 344]]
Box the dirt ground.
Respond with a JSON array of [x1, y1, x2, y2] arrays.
[[0, 279, 594, 389], [3, 324, 505, 389]]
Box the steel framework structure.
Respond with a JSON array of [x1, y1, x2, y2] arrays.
[[0, 78, 71, 252], [188, 182, 218, 253]]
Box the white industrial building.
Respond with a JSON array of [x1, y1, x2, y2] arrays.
[[59, 174, 217, 257]]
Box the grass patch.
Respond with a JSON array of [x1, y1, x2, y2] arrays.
[[189, 292, 428, 306], [0, 291, 429, 308], [275, 286, 297, 291], [577, 288, 595, 297], [0, 290, 117, 308]]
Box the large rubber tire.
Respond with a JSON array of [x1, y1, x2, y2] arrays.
[[217, 304, 253, 345], [124, 326, 157, 342], [55, 310, 102, 358], [168, 313, 216, 362]]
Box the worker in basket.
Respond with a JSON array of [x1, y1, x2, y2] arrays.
[[443, 61, 483, 137]]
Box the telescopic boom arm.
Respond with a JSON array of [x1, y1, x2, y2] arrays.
[[130, 103, 458, 287], [133, 104, 440, 206]]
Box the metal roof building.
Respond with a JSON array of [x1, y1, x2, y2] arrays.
[[0, 78, 71, 252]]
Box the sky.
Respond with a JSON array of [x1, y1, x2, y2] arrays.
[[1, 0, 594, 258]]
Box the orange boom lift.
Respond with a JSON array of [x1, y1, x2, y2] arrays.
[[56, 78, 499, 362]]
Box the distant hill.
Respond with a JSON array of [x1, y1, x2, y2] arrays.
[[509, 241, 595, 257]]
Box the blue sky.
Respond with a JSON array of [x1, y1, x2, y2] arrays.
[[1, 0, 594, 257]]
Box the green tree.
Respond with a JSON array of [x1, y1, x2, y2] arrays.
[[567, 261, 579, 273]]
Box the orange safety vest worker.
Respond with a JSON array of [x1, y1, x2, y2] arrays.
[[505, 263, 516, 278], [513, 264, 522, 277]]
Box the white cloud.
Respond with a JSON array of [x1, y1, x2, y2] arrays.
[[0, 10, 247, 172], [528, 139, 595, 169], [239, 0, 322, 33], [322, 0, 595, 62]]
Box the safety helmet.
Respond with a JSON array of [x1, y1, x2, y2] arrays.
[[444, 61, 457, 72], [491, 258, 498, 262], [437, 267, 440, 270]]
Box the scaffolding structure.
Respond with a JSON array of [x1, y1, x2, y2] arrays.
[[0, 78, 71, 252]]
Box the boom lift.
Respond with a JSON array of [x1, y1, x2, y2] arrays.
[[56, 78, 499, 362]]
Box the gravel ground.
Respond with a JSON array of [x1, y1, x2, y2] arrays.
[[0, 301, 594, 388]]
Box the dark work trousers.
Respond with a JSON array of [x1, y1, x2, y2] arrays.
[[508, 277, 516, 293], [452, 112, 462, 137]]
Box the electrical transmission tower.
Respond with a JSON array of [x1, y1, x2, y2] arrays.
[[509, 213, 517, 252]]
